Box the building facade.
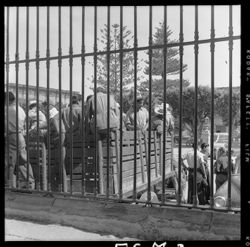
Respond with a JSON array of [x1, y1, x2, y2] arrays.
[[5, 83, 81, 107]]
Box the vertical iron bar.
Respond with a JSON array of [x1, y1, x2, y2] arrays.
[[36, 6, 40, 191], [133, 6, 137, 201], [162, 5, 167, 204], [94, 6, 98, 196], [193, 5, 199, 206], [147, 6, 153, 204], [15, 6, 19, 189], [25, 7, 30, 189], [210, 5, 215, 208], [69, 6, 73, 195], [81, 6, 86, 196], [119, 6, 123, 200], [5, 7, 10, 188], [178, 5, 184, 205], [58, 6, 63, 192], [227, 5, 233, 210], [106, 6, 110, 198], [46, 11, 51, 192]]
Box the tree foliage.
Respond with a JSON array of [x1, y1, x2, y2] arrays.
[[144, 23, 187, 78], [164, 86, 215, 139], [215, 90, 241, 128], [91, 24, 142, 99]]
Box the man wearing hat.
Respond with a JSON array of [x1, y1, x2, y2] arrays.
[[28, 100, 47, 137], [182, 143, 208, 205], [125, 90, 149, 131], [151, 102, 174, 136]]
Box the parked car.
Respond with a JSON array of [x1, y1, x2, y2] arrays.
[[185, 137, 194, 147], [214, 173, 240, 209]]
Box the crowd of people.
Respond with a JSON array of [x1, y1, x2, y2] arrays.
[[4, 87, 174, 191], [180, 142, 239, 205], [5, 87, 238, 204]]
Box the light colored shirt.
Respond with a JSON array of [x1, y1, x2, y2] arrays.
[[125, 106, 149, 131], [166, 111, 175, 132], [87, 92, 119, 131], [182, 149, 205, 169], [5, 104, 26, 133]]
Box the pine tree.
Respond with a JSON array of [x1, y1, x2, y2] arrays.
[[144, 22, 187, 78], [140, 22, 189, 101], [92, 24, 142, 99]]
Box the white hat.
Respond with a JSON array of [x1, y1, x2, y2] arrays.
[[49, 107, 58, 119], [154, 103, 170, 115], [29, 100, 37, 107]]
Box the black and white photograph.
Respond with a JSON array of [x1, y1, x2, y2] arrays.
[[3, 3, 250, 246]]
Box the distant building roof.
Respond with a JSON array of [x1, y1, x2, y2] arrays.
[[5, 83, 80, 95]]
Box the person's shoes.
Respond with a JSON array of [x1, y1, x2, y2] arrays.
[[29, 183, 35, 190], [20, 183, 35, 190]]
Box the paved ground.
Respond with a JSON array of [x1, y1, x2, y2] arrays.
[[5, 218, 139, 241]]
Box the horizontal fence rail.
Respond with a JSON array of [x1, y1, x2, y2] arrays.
[[4, 6, 240, 213]]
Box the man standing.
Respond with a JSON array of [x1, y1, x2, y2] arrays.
[[48, 106, 68, 192], [86, 86, 119, 139], [62, 95, 83, 177], [5, 92, 35, 189], [125, 90, 149, 132], [85, 86, 119, 194], [62, 95, 82, 137], [182, 143, 208, 205], [200, 142, 210, 204], [214, 146, 229, 191]]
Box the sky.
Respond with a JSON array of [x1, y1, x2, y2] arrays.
[[4, 5, 241, 100]]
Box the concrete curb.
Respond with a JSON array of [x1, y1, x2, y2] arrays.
[[5, 191, 240, 240]]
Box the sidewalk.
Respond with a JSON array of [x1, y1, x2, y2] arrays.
[[5, 218, 139, 241]]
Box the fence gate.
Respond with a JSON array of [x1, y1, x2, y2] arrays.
[[4, 6, 240, 213]]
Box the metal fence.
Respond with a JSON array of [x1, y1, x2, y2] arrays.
[[4, 6, 240, 212]]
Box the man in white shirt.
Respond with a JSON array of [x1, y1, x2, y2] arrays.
[[5, 92, 35, 189], [200, 142, 210, 204], [182, 143, 208, 205], [86, 86, 120, 140]]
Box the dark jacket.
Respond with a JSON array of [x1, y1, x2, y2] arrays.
[[62, 103, 82, 135], [49, 113, 65, 146]]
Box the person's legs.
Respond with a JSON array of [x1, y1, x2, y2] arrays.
[[7, 146, 17, 188], [52, 133, 68, 192], [7, 134, 18, 188], [205, 166, 210, 203], [18, 134, 35, 189], [215, 174, 227, 191], [187, 172, 193, 204], [59, 146, 67, 192], [197, 179, 208, 205], [197, 182, 204, 205]]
